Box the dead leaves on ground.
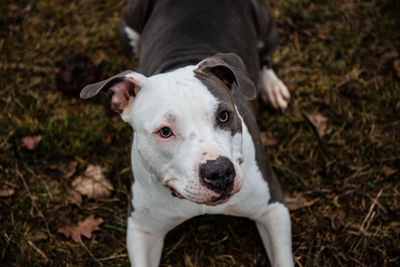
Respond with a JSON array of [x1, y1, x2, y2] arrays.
[[55, 52, 102, 96], [49, 162, 114, 201], [0, 186, 15, 197], [260, 131, 279, 147], [31, 231, 49, 241], [306, 113, 328, 138], [57, 215, 103, 243], [49, 164, 111, 243], [67, 189, 83, 205], [21, 135, 42, 150], [318, 28, 331, 40], [49, 161, 78, 179], [72, 165, 114, 199], [284, 194, 318, 211], [381, 165, 397, 177]]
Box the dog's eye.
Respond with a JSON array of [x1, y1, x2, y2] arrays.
[[159, 127, 173, 138], [219, 110, 229, 123]]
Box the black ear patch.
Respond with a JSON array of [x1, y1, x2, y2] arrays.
[[194, 53, 257, 100]]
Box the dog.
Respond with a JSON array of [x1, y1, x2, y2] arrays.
[[80, 0, 293, 266]]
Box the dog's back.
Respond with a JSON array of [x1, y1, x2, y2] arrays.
[[121, 0, 277, 84]]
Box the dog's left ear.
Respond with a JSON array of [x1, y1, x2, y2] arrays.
[[80, 70, 146, 122], [194, 53, 257, 100]]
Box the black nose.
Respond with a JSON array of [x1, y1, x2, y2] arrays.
[[199, 156, 235, 194]]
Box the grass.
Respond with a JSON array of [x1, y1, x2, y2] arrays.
[[1, 0, 399, 266]]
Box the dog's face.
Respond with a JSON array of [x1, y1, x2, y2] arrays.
[[80, 53, 256, 206]]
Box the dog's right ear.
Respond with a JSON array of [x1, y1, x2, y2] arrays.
[[80, 70, 146, 121]]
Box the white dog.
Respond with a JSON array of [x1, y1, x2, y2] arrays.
[[81, 0, 293, 266]]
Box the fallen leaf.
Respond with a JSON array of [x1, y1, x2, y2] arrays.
[[32, 231, 48, 241], [105, 132, 116, 144], [284, 194, 318, 211], [0, 187, 15, 197], [21, 135, 42, 150], [260, 131, 279, 146], [393, 59, 400, 78], [49, 161, 78, 179], [72, 165, 113, 199], [306, 113, 327, 138], [318, 28, 331, 40], [55, 53, 102, 96], [67, 189, 83, 205], [57, 215, 103, 243], [381, 165, 397, 177]]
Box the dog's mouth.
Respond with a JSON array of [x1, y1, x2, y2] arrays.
[[168, 186, 185, 199], [167, 185, 232, 206], [205, 193, 232, 206]]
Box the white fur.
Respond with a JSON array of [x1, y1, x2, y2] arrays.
[[255, 202, 294, 267], [123, 66, 293, 266], [260, 67, 291, 111], [124, 26, 141, 56], [126, 67, 243, 204]]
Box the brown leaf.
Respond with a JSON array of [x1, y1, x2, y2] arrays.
[[318, 28, 331, 40], [105, 132, 116, 144], [389, 221, 400, 227], [260, 131, 279, 147], [393, 59, 400, 78], [284, 194, 318, 211], [55, 53, 102, 96], [32, 231, 48, 241], [67, 189, 83, 205], [72, 165, 114, 199], [49, 161, 78, 179], [21, 135, 42, 150], [306, 113, 328, 138], [57, 215, 103, 243], [0, 187, 15, 197], [381, 165, 397, 177]]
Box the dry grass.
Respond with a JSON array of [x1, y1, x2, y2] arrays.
[[1, 0, 399, 266]]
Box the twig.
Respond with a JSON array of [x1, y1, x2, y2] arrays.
[[359, 189, 383, 233], [79, 239, 103, 266], [294, 256, 304, 267], [27, 240, 49, 261], [16, 165, 51, 236], [164, 234, 187, 258], [1, 232, 12, 258], [97, 253, 128, 262], [351, 189, 383, 253]]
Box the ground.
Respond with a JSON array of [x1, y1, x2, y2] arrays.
[[0, 0, 399, 266]]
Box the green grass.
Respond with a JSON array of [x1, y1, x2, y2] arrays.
[[1, 0, 399, 266]]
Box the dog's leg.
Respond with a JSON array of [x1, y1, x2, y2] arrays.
[[254, 1, 291, 111], [259, 67, 291, 111], [126, 215, 167, 267], [120, 0, 154, 57], [258, 29, 291, 111], [254, 202, 294, 267], [121, 23, 141, 57]]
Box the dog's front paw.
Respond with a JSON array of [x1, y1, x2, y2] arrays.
[[260, 67, 291, 111]]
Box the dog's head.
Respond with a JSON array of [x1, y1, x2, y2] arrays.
[[81, 53, 256, 206]]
